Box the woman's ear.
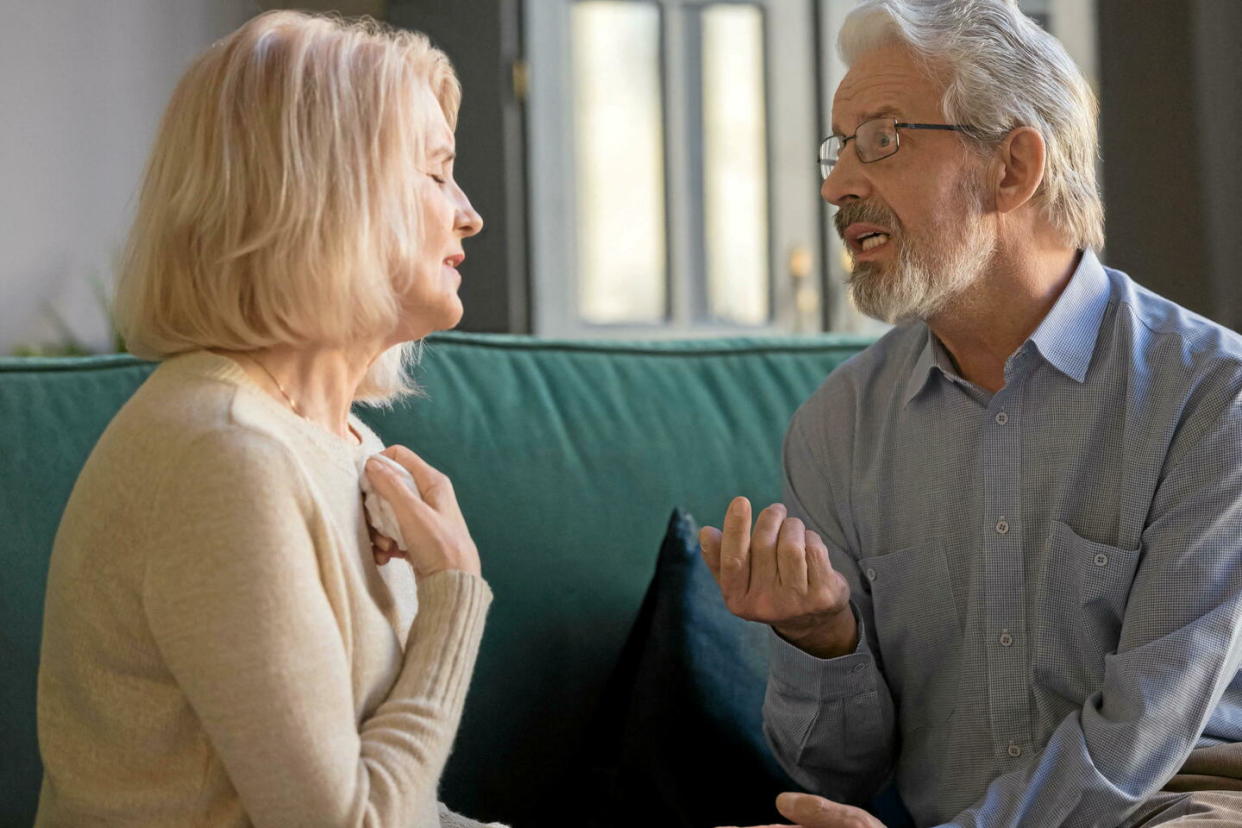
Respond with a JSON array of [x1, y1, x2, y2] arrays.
[[993, 126, 1046, 215]]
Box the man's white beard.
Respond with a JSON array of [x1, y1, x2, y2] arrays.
[[848, 190, 995, 325]]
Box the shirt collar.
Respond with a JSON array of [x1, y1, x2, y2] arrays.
[[1026, 249, 1111, 384], [901, 250, 1111, 405], [902, 327, 953, 405]]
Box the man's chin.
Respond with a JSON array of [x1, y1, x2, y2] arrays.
[[847, 263, 914, 324]]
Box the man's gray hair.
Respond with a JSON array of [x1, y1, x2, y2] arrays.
[[839, 0, 1104, 251]]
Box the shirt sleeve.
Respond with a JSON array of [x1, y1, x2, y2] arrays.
[[939, 391, 1242, 827], [142, 428, 492, 828], [763, 411, 898, 804]]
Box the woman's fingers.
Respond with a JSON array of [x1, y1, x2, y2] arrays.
[[366, 457, 425, 510], [382, 445, 457, 513], [369, 526, 401, 567], [365, 457, 439, 547], [366, 448, 481, 577]]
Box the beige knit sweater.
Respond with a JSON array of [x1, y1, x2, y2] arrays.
[[36, 351, 499, 827]]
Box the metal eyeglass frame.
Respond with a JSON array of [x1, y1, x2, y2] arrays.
[[819, 118, 976, 179]]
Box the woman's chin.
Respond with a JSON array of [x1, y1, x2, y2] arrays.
[[394, 302, 463, 342]]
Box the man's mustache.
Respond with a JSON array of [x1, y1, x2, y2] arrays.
[[834, 201, 901, 240]]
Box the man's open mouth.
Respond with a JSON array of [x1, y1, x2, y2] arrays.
[[857, 232, 890, 252]]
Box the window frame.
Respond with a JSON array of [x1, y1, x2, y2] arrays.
[[525, 0, 823, 339]]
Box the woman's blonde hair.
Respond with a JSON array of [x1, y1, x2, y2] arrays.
[[115, 10, 461, 403]]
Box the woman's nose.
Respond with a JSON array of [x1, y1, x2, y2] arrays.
[[456, 189, 483, 238]]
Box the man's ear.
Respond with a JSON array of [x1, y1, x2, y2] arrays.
[[993, 126, 1046, 215]]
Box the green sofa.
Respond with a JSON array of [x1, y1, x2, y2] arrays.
[[0, 331, 871, 826]]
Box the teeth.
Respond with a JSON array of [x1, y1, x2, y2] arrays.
[[860, 233, 890, 251]]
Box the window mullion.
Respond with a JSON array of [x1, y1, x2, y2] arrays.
[[661, 1, 700, 330]]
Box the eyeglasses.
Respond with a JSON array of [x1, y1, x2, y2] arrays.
[[819, 118, 976, 179]]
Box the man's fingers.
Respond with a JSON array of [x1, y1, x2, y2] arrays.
[[749, 503, 785, 593], [775, 792, 883, 828], [382, 445, 456, 513], [700, 526, 723, 581], [720, 496, 753, 596], [776, 517, 808, 591], [805, 530, 830, 590], [806, 530, 850, 610]]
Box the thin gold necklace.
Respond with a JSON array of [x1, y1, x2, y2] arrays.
[[244, 353, 305, 419], [240, 352, 361, 445]]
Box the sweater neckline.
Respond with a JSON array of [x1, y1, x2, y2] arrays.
[[161, 350, 380, 472]]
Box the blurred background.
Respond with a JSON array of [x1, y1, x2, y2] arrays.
[[1, 0, 1239, 354]]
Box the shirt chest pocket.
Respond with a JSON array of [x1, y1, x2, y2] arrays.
[[1032, 521, 1142, 699], [858, 541, 961, 730]]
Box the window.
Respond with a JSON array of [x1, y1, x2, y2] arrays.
[[526, 0, 821, 338]]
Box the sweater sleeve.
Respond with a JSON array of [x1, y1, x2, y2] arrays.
[[142, 428, 491, 828]]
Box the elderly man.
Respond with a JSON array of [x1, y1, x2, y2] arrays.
[[701, 1, 1242, 826]]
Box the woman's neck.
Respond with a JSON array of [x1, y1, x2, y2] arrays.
[[215, 345, 374, 443]]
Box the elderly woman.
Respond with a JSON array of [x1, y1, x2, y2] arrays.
[[35, 12, 501, 827]]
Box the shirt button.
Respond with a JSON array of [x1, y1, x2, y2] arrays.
[[1094, 553, 1109, 567], [999, 632, 1013, 647], [1007, 742, 1022, 758], [865, 567, 877, 581], [995, 412, 1009, 425], [995, 518, 1009, 535], [852, 663, 865, 674]]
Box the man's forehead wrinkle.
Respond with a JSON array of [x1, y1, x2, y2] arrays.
[[831, 74, 925, 134]]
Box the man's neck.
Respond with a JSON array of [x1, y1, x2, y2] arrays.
[[929, 245, 1081, 393]]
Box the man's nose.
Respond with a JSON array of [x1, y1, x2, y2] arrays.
[[820, 149, 870, 207]]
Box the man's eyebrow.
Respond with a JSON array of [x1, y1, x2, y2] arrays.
[[428, 148, 456, 163], [830, 105, 903, 136]]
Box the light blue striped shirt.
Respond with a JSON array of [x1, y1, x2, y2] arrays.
[[768, 250, 1242, 827]]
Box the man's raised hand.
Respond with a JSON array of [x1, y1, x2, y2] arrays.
[[699, 497, 858, 659]]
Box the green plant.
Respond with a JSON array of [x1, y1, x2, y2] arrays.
[[10, 274, 126, 357]]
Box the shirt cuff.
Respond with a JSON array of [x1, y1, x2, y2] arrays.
[[767, 603, 877, 701]]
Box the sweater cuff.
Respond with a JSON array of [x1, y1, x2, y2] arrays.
[[393, 571, 493, 709]]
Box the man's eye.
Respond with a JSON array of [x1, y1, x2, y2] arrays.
[[876, 133, 893, 148], [428, 172, 447, 184]]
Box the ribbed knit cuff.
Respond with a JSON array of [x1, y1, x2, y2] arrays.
[[394, 571, 493, 711]]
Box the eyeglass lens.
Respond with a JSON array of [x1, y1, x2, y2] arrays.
[[819, 119, 900, 178]]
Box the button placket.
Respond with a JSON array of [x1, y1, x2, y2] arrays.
[[982, 381, 1034, 757]]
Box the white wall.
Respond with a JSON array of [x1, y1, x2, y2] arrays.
[[0, 1, 257, 353]]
